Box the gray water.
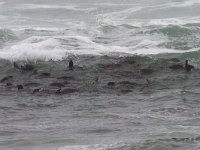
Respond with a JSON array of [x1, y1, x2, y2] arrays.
[[1, 0, 200, 150]]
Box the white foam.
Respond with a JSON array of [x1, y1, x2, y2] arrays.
[[56, 143, 127, 150], [96, 7, 143, 25], [18, 4, 76, 10], [0, 35, 129, 61], [8, 21, 87, 32], [16, 4, 96, 12], [170, 0, 200, 8], [60, 36, 130, 55], [0, 32, 198, 61], [131, 39, 162, 49], [0, 36, 66, 61], [95, 3, 138, 6], [147, 17, 200, 26], [28, 27, 65, 31], [132, 47, 199, 55], [146, 0, 200, 10]]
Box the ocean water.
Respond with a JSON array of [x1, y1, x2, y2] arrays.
[[1, 0, 200, 150]]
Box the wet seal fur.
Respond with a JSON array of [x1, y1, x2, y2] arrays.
[[107, 82, 115, 86], [17, 85, 23, 90], [169, 60, 194, 71], [69, 60, 74, 70]]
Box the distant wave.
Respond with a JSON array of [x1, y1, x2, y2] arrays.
[[0, 0, 200, 61], [167, 0, 200, 8], [0, 33, 198, 61], [16, 4, 96, 12], [147, 0, 200, 10], [0, 36, 66, 61], [99, 17, 200, 27], [95, 0, 200, 9], [20, 4, 76, 9], [0, 35, 130, 61], [94, 3, 138, 6], [147, 17, 200, 26], [96, 7, 143, 25], [57, 143, 128, 150]]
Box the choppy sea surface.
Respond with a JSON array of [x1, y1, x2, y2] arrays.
[[1, 0, 200, 150]]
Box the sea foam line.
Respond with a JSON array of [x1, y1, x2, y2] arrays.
[[0, 33, 199, 61], [147, 17, 200, 26], [56, 143, 128, 150], [16, 4, 96, 12], [168, 0, 200, 8]]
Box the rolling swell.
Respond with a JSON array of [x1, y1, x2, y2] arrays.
[[1, 20, 200, 60], [143, 24, 200, 52]]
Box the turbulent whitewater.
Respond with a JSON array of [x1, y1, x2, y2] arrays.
[[0, 0, 200, 150]]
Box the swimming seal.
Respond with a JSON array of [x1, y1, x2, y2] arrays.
[[185, 60, 194, 72], [69, 60, 74, 70], [17, 85, 23, 90], [107, 82, 115, 87]]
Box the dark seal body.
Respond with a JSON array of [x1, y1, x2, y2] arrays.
[[185, 60, 194, 72], [69, 60, 74, 70]]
